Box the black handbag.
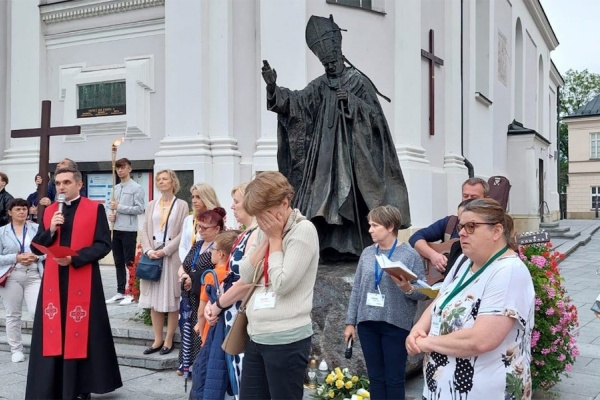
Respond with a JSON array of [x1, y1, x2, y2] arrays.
[[136, 199, 176, 282]]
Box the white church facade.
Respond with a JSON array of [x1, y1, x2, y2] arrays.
[[0, 0, 561, 233]]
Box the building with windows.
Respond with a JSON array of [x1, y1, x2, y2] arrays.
[[0, 0, 561, 233], [564, 94, 600, 218]]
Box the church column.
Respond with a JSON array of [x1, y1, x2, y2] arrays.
[[443, 0, 467, 209], [0, 0, 43, 187], [155, 0, 212, 188], [254, 0, 308, 173], [207, 0, 241, 216], [393, 0, 432, 229]]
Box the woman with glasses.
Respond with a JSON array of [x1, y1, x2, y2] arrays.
[[344, 205, 427, 400], [177, 207, 226, 375], [178, 183, 221, 263], [407, 198, 535, 400], [139, 170, 189, 356]]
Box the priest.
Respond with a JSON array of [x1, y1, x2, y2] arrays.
[[25, 167, 122, 400]]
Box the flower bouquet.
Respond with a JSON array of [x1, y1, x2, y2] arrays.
[[125, 242, 142, 302], [312, 367, 370, 400], [519, 242, 579, 390]]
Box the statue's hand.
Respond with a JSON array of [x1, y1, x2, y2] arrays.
[[262, 60, 277, 89], [337, 88, 348, 103]]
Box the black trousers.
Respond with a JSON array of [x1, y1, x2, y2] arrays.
[[112, 230, 137, 294], [239, 337, 310, 400]]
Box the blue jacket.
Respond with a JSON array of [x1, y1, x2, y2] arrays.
[[191, 284, 230, 400], [408, 215, 458, 247]]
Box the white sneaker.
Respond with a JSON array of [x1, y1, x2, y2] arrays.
[[12, 351, 24, 363], [105, 293, 125, 304], [119, 295, 135, 305]]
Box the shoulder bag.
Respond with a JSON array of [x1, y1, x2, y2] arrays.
[[222, 246, 268, 355], [136, 199, 176, 282], [0, 264, 16, 287]]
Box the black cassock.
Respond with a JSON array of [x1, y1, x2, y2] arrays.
[[26, 198, 122, 400]]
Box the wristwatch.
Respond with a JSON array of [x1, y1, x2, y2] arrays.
[[405, 286, 415, 295]]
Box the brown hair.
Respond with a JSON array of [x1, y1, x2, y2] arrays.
[[244, 172, 295, 216], [115, 158, 132, 168], [367, 205, 403, 235], [56, 167, 82, 183], [462, 177, 489, 197], [0, 172, 8, 185], [462, 198, 517, 250], [214, 230, 242, 257], [198, 207, 227, 230], [155, 169, 180, 194], [8, 198, 28, 210]]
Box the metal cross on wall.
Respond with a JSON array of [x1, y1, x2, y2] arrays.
[[421, 29, 444, 136], [11, 100, 81, 216]]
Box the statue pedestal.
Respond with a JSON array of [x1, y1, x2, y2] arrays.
[[311, 261, 428, 376]]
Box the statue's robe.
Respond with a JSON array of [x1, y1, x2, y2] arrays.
[[267, 66, 411, 259]]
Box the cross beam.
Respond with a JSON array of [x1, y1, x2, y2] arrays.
[[11, 100, 81, 216]]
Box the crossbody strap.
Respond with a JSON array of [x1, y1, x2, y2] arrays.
[[239, 246, 269, 310], [161, 198, 177, 243]]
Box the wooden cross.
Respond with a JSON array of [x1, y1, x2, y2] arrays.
[[421, 29, 444, 136], [11, 100, 81, 216]]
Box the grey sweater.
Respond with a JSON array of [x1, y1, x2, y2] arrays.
[[345, 242, 427, 332], [112, 179, 145, 232]]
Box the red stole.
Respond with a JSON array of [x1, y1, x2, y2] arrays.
[[41, 197, 97, 359]]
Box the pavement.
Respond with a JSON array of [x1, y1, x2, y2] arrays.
[[1, 219, 600, 399]]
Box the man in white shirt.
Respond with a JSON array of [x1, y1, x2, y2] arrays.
[[106, 158, 145, 305]]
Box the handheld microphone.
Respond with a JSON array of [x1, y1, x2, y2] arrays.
[[57, 194, 66, 215], [345, 338, 353, 359]]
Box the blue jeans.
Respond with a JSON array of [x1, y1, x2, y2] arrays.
[[239, 337, 310, 400], [358, 321, 409, 400]]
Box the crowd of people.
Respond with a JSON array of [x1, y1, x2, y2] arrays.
[[0, 159, 537, 400]]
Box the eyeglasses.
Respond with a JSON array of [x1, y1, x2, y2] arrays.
[[456, 221, 496, 234], [199, 225, 217, 231]]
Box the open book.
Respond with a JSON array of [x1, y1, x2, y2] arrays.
[[375, 254, 417, 281], [591, 293, 600, 314], [415, 280, 443, 299]]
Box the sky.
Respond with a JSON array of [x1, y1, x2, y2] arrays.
[[541, 0, 600, 75]]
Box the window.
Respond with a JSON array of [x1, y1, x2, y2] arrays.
[[591, 133, 600, 159], [326, 0, 385, 14], [592, 187, 600, 209]]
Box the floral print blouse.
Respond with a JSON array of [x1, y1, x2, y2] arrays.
[[423, 255, 535, 400]]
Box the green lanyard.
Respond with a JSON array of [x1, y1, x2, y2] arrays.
[[438, 245, 508, 312]]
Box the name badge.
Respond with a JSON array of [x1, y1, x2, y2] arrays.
[[430, 318, 441, 336], [366, 293, 385, 307], [254, 292, 276, 310]]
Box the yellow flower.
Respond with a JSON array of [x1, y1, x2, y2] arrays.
[[328, 390, 335, 398], [334, 367, 342, 375], [336, 372, 344, 380], [357, 388, 370, 398], [325, 374, 335, 384], [345, 380, 353, 389], [335, 379, 344, 389], [351, 376, 359, 383]]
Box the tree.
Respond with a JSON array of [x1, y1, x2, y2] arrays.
[[558, 69, 600, 193]]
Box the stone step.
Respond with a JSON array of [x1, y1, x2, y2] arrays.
[[539, 222, 560, 229], [549, 231, 581, 239], [0, 332, 179, 371], [544, 226, 571, 233]]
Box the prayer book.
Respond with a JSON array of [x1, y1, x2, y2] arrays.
[[375, 254, 417, 281]]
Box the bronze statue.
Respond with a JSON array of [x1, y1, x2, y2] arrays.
[[262, 14, 411, 260]]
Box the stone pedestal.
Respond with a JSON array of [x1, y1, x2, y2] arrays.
[[311, 261, 427, 376]]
